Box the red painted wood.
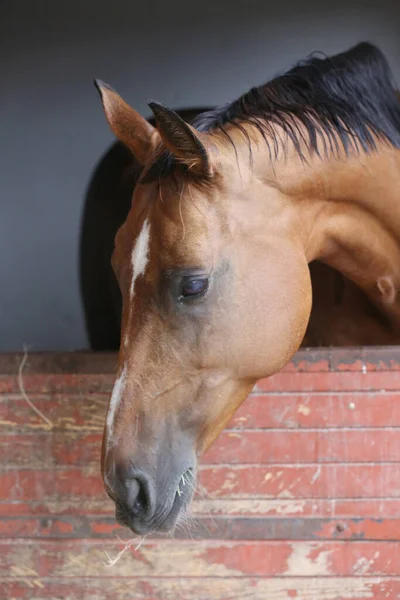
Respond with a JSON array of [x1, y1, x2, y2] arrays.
[[4, 428, 400, 470], [2, 368, 400, 394], [204, 429, 400, 464], [256, 370, 400, 392], [232, 392, 400, 429], [2, 463, 400, 502], [2, 497, 400, 521], [3, 390, 400, 428], [2, 577, 400, 600], [4, 391, 400, 431], [1, 349, 400, 599], [1, 539, 400, 577], [0, 515, 399, 541]]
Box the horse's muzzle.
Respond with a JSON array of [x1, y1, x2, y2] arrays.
[[104, 457, 197, 535]]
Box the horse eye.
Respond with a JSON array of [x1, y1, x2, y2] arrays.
[[181, 277, 209, 298]]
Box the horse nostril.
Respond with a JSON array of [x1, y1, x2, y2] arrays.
[[124, 478, 140, 512], [120, 472, 154, 520], [124, 478, 147, 516]]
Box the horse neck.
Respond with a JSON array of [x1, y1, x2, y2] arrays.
[[283, 144, 400, 322]]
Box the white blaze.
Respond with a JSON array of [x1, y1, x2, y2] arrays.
[[130, 218, 151, 299], [108, 219, 151, 437], [124, 218, 151, 348], [107, 365, 127, 441]]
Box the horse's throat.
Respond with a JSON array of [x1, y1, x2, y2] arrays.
[[303, 149, 400, 334]]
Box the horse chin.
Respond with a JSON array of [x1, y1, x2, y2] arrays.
[[116, 467, 196, 536]]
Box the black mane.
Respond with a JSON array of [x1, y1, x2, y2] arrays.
[[143, 42, 400, 182]]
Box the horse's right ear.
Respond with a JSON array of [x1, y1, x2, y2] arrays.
[[94, 80, 158, 165]]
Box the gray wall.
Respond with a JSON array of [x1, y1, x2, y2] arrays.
[[1, 0, 399, 351]]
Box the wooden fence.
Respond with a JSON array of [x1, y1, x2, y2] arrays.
[[1, 348, 400, 599]]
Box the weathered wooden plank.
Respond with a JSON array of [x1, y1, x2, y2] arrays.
[[3, 391, 400, 433], [1, 369, 399, 395], [1, 539, 399, 577], [2, 497, 400, 519], [0, 432, 100, 469], [192, 497, 400, 518], [202, 463, 400, 498], [2, 464, 400, 502], [256, 371, 400, 393], [199, 464, 400, 499], [5, 391, 400, 433], [0, 374, 114, 395], [327, 346, 400, 372], [2, 357, 400, 395], [4, 428, 400, 469], [2, 347, 400, 375], [0, 352, 117, 375], [203, 429, 400, 464], [0, 394, 107, 432], [232, 392, 400, 429], [0, 469, 105, 502], [2, 576, 400, 600], [0, 515, 399, 541]]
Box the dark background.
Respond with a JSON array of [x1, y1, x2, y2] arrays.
[[1, 0, 399, 350]]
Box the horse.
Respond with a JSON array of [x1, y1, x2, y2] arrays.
[[92, 42, 400, 535], [82, 84, 400, 350]]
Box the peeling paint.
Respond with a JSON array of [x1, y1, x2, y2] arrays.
[[285, 543, 332, 576], [192, 499, 306, 516], [311, 465, 322, 484], [10, 566, 40, 578], [0, 576, 380, 599], [277, 489, 295, 499], [0, 419, 17, 426], [219, 478, 237, 492], [64, 424, 103, 431], [61, 544, 242, 578], [353, 551, 380, 575]]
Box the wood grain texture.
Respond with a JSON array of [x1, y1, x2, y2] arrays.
[[2, 577, 400, 600], [1, 348, 400, 599]]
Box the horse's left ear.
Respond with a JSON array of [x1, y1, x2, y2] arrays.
[[148, 101, 214, 177]]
